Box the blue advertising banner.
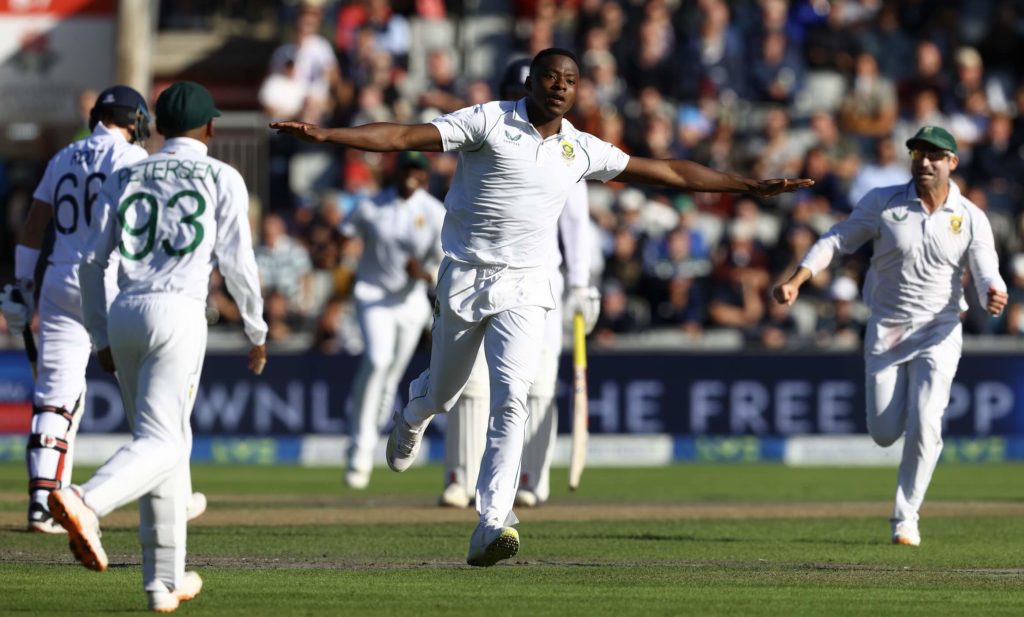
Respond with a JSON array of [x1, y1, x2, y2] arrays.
[[1, 350, 1021, 437]]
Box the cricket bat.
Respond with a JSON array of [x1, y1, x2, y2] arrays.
[[10, 288, 37, 380], [568, 312, 588, 491]]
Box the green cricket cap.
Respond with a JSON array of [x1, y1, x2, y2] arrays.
[[397, 151, 429, 169], [906, 125, 958, 154], [155, 81, 221, 134]]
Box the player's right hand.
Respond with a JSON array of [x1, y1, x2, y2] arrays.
[[268, 121, 326, 143], [752, 178, 815, 197], [248, 344, 267, 375], [97, 347, 116, 374], [772, 282, 799, 306], [0, 282, 33, 337]]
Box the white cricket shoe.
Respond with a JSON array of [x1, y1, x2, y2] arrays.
[[514, 489, 539, 508], [28, 502, 67, 534], [148, 571, 203, 613], [345, 468, 371, 490], [466, 524, 519, 567], [385, 408, 430, 472], [48, 486, 108, 572], [439, 482, 471, 508], [892, 521, 921, 546], [186, 492, 208, 522]]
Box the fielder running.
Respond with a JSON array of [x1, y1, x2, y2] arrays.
[[49, 81, 268, 613], [440, 59, 599, 509], [343, 151, 446, 490], [272, 47, 811, 567], [0, 86, 204, 533], [773, 126, 1007, 546]]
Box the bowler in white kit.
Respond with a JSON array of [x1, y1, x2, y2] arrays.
[[0, 86, 204, 533], [273, 48, 811, 567], [774, 126, 1007, 547], [48, 81, 268, 613]]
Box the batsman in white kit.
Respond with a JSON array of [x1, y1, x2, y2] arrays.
[[774, 126, 1007, 547], [48, 81, 268, 613], [0, 85, 205, 533], [439, 58, 600, 509], [273, 47, 811, 567], [342, 151, 446, 490]]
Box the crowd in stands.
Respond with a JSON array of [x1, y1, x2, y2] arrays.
[[6, 0, 1024, 353]]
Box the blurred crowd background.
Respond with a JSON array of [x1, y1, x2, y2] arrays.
[[4, 0, 1024, 353]]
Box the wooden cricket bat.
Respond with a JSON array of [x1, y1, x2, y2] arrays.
[[568, 312, 588, 491]]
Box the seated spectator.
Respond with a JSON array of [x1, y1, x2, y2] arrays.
[[968, 113, 1024, 215], [840, 51, 898, 143], [652, 275, 705, 338], [1003, 254, 1024, 336], [417, 48, 465, 115], [592, 280, 645, 345], [603, 224, 645, 298], [847, 137, 911, 206], [892, 87, 951, 166], [814, 275, 866, 349], [897, 40, 952, 115], [269, 1, 346, 125], [259, 53, 311, 122], [748, 106, 805, 180], [749, 30, 805, 105], [675, 0, 748, 100], [758, 295, 800, 349], [256, 213, 314, 313]]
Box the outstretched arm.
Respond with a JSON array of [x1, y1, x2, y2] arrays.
[[269, 121, 444, 152], [613, 157, 813, 197]]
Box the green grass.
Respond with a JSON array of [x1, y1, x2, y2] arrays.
[[2, 463, 1023, 616]]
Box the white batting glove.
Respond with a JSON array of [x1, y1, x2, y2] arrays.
[[567, 286, 601, 334], [0, 281, 34, 337]]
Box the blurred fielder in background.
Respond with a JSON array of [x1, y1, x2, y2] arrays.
[[342, 150, 445, 490], [272, 47, 811, 568], [439, 59, 599, 509], [774, 126, 1007, 547], [49, 81, 268, 613], [0, 86, 205, 534]]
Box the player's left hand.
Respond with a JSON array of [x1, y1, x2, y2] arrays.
[[752, 178, 815, 197], [986, 287, 1008, 316], [568, 286, 601, 334], [269, 121, 328, 143], [97, 347, 116, 374], [248, 344, 267, 375], [405, 257, 431, 284]]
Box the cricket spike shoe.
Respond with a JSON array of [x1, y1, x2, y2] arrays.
[[148, 571, 203, 613], [514, 489, 539, 508], [186, 492, 208, 522], [438, 482, 471, 508], [28, 501, 67, 534], [386, 408, 430, 472], [48, 486, 108, 571], [892, 521, 921, 547], [466, 524, 520, 567]]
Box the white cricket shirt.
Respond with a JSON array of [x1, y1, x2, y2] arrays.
[[801, 180, 1006, 355], [431, 99, 629, 269], [80, 137, 267, 348], [342, 187, 446, 303], [32, 123, 148, 268], [555, 180, 592, 288]]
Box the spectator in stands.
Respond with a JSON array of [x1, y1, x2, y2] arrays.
[[848, 137, 911, 206], [1004, 254, 1024, 336], [898, 40, 952, 114], [749, 30, 805, 106], [653, 275, 705, 338], [758, 292, 800, 349], [256, 213, 314, 315], [749, 106, 806, 180], [676, 0, 747, 100], [259, 53, 309, 122], [603, 224, 645, 299], [417, 48, 465, 115], [840, 51, 898, 146], [593, 280, 644, 345], [707, 222, 769, 335], [893, 87, 951, 166], [814, 274, 866, 349], [967, 113, 1024, 215]]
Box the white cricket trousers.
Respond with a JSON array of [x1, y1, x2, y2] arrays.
[[81, 293, 207, 594], [404, 258, 553, 530], [864, 320, 962, 525], [445, 271, 563, 502], [347, 291, 431, 473]]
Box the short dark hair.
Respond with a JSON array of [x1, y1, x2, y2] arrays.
[[530, 48, 580, 76]]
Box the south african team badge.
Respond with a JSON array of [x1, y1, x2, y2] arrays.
[[949, 215, 963, 234], [559, 139, 575, 164]]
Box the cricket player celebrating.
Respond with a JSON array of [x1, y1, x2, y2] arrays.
[[0, 86, 204, 533], [774, 126, 1007, 547], [48, 81, 268, 612], [343, 151, 446, 490], [439, 59, 600, 509], [272, 48, 811, 567]]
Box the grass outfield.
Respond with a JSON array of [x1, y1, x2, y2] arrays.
[[1, 463, 1023, 616]]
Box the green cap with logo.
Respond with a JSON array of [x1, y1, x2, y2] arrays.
[[906, 125, 958, 154], [155, 81, 221, 134], [397, 151, 429, 169]]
